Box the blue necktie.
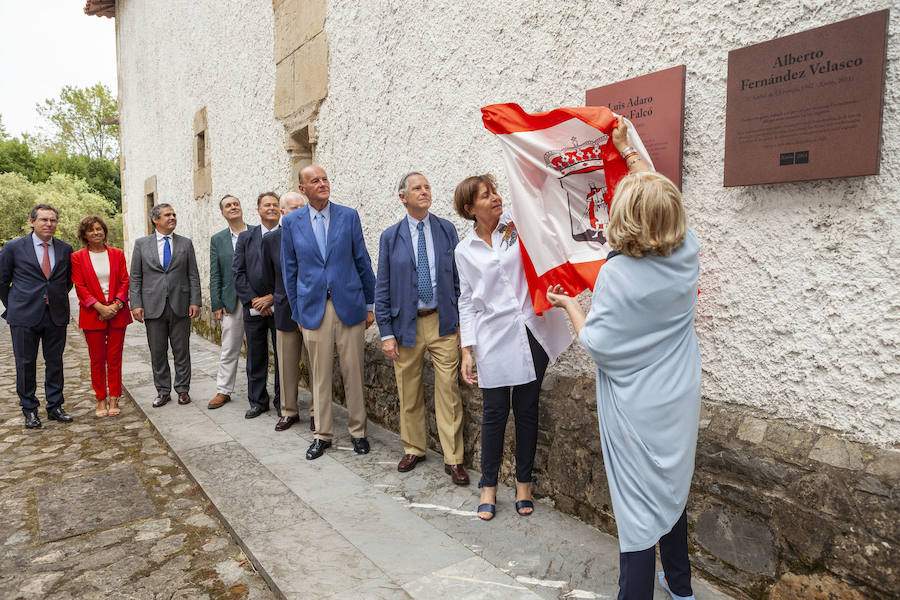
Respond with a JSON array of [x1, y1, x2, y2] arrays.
[[162, 236, 171, 270], [314, 213, 327, 260], [416, 221, 432, 303]]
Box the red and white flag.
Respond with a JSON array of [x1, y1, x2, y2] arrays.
[[482, 103, 653, 314]]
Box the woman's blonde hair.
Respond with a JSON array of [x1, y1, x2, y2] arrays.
[[606, 171, 686, 258]]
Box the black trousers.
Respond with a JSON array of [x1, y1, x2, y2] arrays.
[[617, 509, 692, 600], [244, 315, 280, 410], [145, 300, 191, 394], [10, 306, 67, 414], [479, 328, 549, 487]]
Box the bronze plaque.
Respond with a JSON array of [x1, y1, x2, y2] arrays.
[[586, 65, 686, 188], [724, 10, 888, 186]]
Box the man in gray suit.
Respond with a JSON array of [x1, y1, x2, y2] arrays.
[[130, 203, 202, 407], [208, 194, 247, 409]]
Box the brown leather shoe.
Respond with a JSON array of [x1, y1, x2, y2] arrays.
[[397, 454, 425, 472], [275, 415, 299, 431], [152, 393, 170, 408], [208, 393, 230, 409], [445, 464, 470, 485], [309, 416, 315, 431], [177, 392, 191, 405]]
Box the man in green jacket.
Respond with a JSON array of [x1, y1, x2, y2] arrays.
[[209, 194, 247, 409]]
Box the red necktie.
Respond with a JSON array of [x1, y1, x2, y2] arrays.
[[40, 242, 51, 278]]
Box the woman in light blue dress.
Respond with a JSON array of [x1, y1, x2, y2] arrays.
[[547, 133, 701, 600]]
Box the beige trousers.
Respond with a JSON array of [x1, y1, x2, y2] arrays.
[[302, 300, 367, 441], [393, 312, 463, 464], [275, 328, 311, 419]]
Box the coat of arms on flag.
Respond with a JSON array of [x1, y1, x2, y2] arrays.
[[481, 103, 653, 314]]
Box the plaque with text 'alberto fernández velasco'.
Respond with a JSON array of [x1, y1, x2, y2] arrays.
[[724, 9, 888, 187]]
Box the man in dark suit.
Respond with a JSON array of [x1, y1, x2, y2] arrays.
[[375, 173, 468, 484], [282, 165, 377, 459], [262, 191, 312, 432], [0, 204, 74, 428], [208, 194, 247, 409], [130, 203, 201, 407], [233, 192, 281, 419]]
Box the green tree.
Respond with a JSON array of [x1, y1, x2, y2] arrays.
[[0, 172, 122, 248], [0, 138, 121, 210], [0, 115, 8, 140], [35, 83, 118, 160]]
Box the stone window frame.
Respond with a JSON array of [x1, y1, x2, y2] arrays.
[[143, 175, 158, 235], [193, 107, 212, 198]]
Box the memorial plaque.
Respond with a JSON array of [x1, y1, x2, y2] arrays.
[[586, 65, 686, 188], [724, 10, 888, 186]]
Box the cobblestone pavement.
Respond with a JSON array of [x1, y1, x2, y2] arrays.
[[0, 321, 276, 600]]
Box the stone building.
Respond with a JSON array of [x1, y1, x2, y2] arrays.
[[85, 1, 898, 597]]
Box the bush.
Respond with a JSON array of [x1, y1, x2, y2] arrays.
[[0, 171, 122, 249]]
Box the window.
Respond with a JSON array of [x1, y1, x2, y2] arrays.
[[193, 107, 212, 198]]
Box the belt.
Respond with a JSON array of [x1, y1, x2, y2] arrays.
[[417, 308, 437, 317]]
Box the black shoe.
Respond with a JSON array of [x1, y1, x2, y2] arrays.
[[276, 406, 282, 418], [352, 437, 370, 455], [24, 411, 42, 429], [306, 439, 331, 460], [245, 406, 269, 419], [47, 408, 73, 423]]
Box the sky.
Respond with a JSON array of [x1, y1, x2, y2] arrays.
[[0, 0, 117, 138]]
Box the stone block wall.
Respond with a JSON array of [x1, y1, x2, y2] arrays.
[[355, 347, 897, 599]]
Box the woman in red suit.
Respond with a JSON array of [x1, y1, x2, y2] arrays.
[[71, 216, 133, 417]]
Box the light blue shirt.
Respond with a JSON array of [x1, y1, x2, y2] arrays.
[[406, 213, 437, 310], [308, 202, 331, 236], [31, 233, 56, 271], [578, 229, 701, 552]]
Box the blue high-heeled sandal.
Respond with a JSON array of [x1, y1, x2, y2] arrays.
[[477, 479, 496, 521], [515, 476, 537, 516]]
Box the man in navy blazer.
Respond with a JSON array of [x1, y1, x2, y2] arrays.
[[233, 192, 281, 419], [282, 164, 376, 460], [0, 204, 74, 428], [374, 173, 467, 484]]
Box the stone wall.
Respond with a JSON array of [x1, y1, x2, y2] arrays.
[[315, 1, 900, 449], [358, 350, 898, 599], [115, 0, 291, 340]]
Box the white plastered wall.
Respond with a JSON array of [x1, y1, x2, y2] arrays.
[[314, 2, 900, 446], [116, 0, 291, 306]]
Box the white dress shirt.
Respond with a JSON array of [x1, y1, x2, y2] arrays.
[[455, 212, 572, 388], [88, 249, 111, 298], [407, 213, 437, 311], [31, 233, 56, 270], [155, 230, 173, 266]]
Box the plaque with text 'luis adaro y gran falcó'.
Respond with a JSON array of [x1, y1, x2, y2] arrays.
[[723, 9, 888, 187], [586, 65, 686, 189]]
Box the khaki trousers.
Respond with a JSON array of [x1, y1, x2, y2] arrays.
[[275, 328, 311, 419], [302, 300, 367, 441], [393, 312, 463, 463]]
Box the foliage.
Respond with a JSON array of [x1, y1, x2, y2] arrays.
[[0, 139, 120, 210], [0, 115, 8, 141], [35, 83, 118, 160], [0, 172, 122, 248]]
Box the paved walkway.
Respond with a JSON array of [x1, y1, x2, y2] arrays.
[[0, 320, 274, 599], [119, 320, 734, 600]]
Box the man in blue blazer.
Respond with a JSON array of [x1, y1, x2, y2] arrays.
[[374, 173, 467, 484], [0, 204, 74, 428], [233, 192, 281, 419], [282, 165, 376, 460]]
